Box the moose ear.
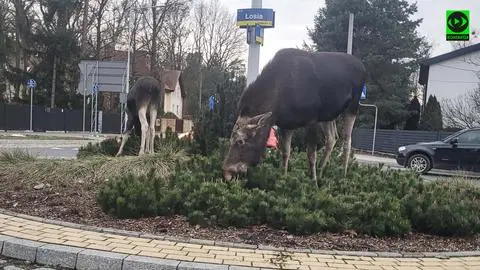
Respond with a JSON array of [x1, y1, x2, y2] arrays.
[[256, 112, 273, 126]]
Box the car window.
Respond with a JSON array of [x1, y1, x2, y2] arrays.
[[443, 129, 468, 142], [457, 130, 480, 144]]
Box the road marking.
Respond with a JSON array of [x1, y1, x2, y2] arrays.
[[50, 147, 62, 150], [72, 148, 79, 151]]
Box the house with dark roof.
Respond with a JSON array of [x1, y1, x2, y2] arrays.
[[161, 69, 185, 119], [419, 43, 480, 109]]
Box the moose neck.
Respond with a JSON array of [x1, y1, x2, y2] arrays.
[[238, 64, 276, 118]]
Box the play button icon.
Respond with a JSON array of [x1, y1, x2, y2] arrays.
[[447, 11, 468, 33]]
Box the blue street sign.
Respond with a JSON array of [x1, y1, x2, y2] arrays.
[[237, 8, 275, 28], [92, 83, 99, 94], [255, 24, 264, 45], [27, 79, 37, 88], [208, 95, 216, 111], [360, 84, 367, 100]]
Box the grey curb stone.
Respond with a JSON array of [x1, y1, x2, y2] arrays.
[[122, 255, 179, 270], [139, 233, 166, 241], [1, 237, 43, 262], [177, 261, 229, 270], [0, 235, 13, 254], [76, 249, 128, 270], [36, 244, 84, 269], [228, 267, 260, 270], [187, 238, 215, 246], [376, 252, 403, 257]]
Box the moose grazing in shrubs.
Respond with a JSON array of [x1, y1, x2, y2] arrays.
[[222, 48, 367, 185], [116, 76, 164, 157]]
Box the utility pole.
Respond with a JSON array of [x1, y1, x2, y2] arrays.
[[347, 12, 378, 155], [347, 13, 354, 54], [50, 55, 57, 108], [246, 0, 262, 86]]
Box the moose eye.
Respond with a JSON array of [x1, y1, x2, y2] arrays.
[[237, 139, 246, 146]]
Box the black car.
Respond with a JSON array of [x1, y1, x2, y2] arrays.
[[396, 127, 480, 174]]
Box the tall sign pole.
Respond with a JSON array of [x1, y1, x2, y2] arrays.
[[124, 7, 134, 133], [237, 1, 275, 86], [347, 13, 354, 54], [27, 79, 36, 132], [347, 12, 378, 155], [246, 0, 262, 86]]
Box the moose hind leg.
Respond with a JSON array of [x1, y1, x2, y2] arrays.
[[148, 106, 158, 154], [116, 117, 134, 157], [305, 123, 319, 181], [280, 129, 293, 174], [342, 113, 357, 177], [138, 106, 148, 156], [318, 121, 337, 178]]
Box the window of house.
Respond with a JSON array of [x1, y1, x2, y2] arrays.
[[176, 105, 179, 116]]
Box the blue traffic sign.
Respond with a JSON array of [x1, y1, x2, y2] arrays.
[[360, 84, 367, 100], [27, 79, 37, 88], [92, 84, 99, 94], [255, 24, 264, 45], [237, 8, 275, 28], [208, 95, 216, 111]]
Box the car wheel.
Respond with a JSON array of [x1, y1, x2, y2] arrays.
[[407, 153, 431, 174]]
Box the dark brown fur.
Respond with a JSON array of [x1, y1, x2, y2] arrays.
[[222, 48, 367, 182], [116, 76, 164, 156]]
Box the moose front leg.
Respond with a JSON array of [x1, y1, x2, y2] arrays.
[[318, 121, 337, 178], [279, 129, 293, 174]]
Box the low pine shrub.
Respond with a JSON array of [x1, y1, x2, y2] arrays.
[[78, 129, 190, 158], [96, 145, 480, 237]]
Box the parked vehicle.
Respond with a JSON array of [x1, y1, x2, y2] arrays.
[[396, 127, 480, 174]]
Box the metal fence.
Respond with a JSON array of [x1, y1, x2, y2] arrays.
[[351, 128, 455, 154], [0, 103, 459, 149], [0, 103, 121, 133]]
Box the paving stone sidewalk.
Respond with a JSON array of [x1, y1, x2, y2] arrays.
[[1, 212, 480, 269]]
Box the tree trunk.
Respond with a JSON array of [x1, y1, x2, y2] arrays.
[[51, 55, 57, 108], [81, 0, 89, 53], [96, 15, 101, 59], [151, 0, 158, 76]]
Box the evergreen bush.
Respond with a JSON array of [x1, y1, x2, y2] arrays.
[[77, 128, 190, 158], [96, 144, 480, 237]]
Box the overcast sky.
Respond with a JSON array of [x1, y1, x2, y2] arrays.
[[222, 0, 480, 70]]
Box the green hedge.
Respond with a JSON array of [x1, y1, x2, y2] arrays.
[[77, 129, 190, 158], [96, 145, 480, 237]]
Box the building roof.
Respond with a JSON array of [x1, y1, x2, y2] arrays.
[[418, 42, 480, 87], [162, 69, 186, 98], [421, 42, 480, 66]]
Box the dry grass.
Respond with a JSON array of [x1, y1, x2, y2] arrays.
[[0, 148, 187, 189]]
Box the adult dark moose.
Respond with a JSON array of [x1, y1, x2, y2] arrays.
[[116, 76, 164, 157], [222, 48, 367, 184]]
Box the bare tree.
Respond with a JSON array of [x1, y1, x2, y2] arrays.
[[136, 0, 188, 76], [160, 1, 192, 70], [192, 0, 245, 70], [450, 29, 479, 51], [441, 87, 480, 129]]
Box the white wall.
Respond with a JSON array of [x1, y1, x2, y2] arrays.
[[163, 83, 183, 119], [427, 51, 480, 104]]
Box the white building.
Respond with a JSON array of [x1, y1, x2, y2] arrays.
[[419, 43, 480, 117], [162, 70, 185, 119]]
